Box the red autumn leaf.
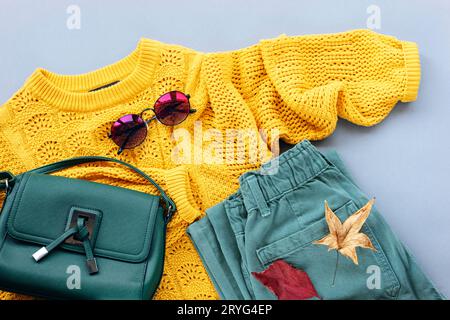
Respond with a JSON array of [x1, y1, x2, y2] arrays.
[[252, 260, 320, 300]]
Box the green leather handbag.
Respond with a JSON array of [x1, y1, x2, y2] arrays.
[[0, 156, 176, 300]]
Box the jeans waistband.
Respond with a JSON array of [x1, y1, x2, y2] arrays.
[[238, 140, 329, 216]]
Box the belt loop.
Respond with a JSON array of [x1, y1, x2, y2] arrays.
[[247, 176, 271, 217]]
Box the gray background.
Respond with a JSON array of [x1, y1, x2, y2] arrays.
[[0, 0, 449, 297]]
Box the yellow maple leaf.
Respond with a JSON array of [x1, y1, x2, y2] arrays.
[[314, 199, 376, 265]]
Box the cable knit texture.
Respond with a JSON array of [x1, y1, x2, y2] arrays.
[[0, 29, 420, 300]]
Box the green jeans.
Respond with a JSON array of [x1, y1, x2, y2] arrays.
[[187, 140, 444, 300]]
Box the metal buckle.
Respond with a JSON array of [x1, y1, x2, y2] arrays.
[[0, 179, 8, 191], [164, 204, 174, 224], [0, 171, 14, 193], [64, 208, 99, 246]]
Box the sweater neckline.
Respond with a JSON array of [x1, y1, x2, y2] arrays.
[[25, 38, 159, 112]]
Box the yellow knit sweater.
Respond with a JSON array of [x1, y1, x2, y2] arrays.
[[0, 29, 420, 300]]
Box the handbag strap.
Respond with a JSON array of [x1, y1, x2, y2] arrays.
[[1, 156, 176, 223]]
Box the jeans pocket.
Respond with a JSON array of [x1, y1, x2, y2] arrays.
[[256, 200, 401, 300]]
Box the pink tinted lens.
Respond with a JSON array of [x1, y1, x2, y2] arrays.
[[110, 114, 147, 149], [154, 91, 190, 126]]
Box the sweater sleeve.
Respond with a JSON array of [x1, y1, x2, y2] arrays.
[[241, 29, 420, 144]]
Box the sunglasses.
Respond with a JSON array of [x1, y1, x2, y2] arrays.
[[108, 91, 196, 155]]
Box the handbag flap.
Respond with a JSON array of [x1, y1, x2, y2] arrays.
[[6, 172, 162, 263]]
